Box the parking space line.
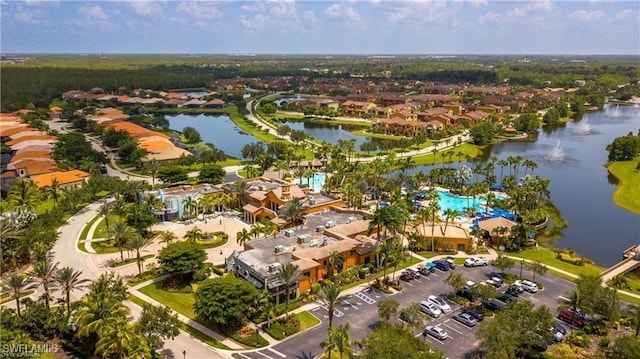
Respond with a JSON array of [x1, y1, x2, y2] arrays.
[[256, 351, 274, 359], [404, 281, 415, 287], [267, 348, 287, 358], [237, 354, 252, 359], [413, 278, 423, 284], [442, 322, 464, 335]]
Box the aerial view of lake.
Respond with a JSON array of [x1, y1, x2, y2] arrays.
[[407, 104, 640, 266], [167, 114, 256, 159]]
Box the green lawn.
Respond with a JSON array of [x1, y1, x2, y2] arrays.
[[139, 281, 197, 318], [128, 294, 230, 349], [93, 214, 122, 239], [297, 311, 321, 330], [607, 158, 640, 215], [410, 143, 482, 166], [507, 247, 603, 278], [352, 129, 405, 140], [91, 239, 122, 254], [80, 215, 101, 240]]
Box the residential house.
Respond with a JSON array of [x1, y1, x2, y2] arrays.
[[30, 170, 90, 188]]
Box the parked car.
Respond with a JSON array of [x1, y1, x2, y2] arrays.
[[462, 306, 485, 321], [445, 257, 457, 269], [484, 298, 505, 312], [406, 268, 421, 279], [424, 262, 437, 272], [464, 257, 489, 267], [428, 295, 452, 313], [433, 260, 450, 271], [423, 325, 448, 340], [520, 280, 539, 293], [99, 163, 108, 174], [497, 292, 518, 303], [400, 272, 412, 282], [488, 272, 504, 280], [550, 322, 567, 342], [558, 308, 590, 327], [419, 300, 442, 318], [509, 282, 524, 294], [456, 287, 474, 301], [452, 312, 478, 327], [506, 285, 522, 297], [417, 264, 432, 276]]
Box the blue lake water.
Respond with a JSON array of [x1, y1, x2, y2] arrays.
[[166, 114, 256, 159], [406, 104, 640, 266]]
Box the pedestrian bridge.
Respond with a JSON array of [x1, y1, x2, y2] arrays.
[[600, 245, 640, 284]]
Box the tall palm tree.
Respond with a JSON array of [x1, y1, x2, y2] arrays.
[[7, 179, 40, 213], [319, 281, 345, 328], [230, 180, 248, 209], [55, 266, 90, 318], [236, 228, 252, 247], [441, 208, 460, 239], [182, 196, 197, 220], [320, 323, 352, 359], [126, 234, 150, 274], [278, 262, 300, 321], [327, 251, 344, 280], [4, 272, 33, 317], [98, 203, 113, 232], [281, 196, 304, 229], [108, 220, 135, 262], [30, 260, 59, 309], [77, 295, 130, 337], [45, 178, 65, 208], [143, 159, 161, 186], [0, 217, 24, 275], [184, 227, 204, 243]]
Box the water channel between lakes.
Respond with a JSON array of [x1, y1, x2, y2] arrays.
[[168, 105, 640, 267]]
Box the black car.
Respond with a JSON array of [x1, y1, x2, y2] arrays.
[[400, 272, 412, 282], [433, 260, 450, 271], [456, 287, 474, 301], [406, 268, 421, 279], [462, 306, 485, 321], [488, 272, 504, 280], [484, 299, 505, 312], [506, 286, 522, 297], [99, 163, 108, 174], [497, 293, 518, 303]]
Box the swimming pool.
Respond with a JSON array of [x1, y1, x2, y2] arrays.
[[293, 173, 327, 192], [432, 190, 504, 216]]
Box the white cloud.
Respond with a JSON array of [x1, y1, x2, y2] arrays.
[[267, 0, 297, 19], [374, 0, 452, 24], [240, 14, 267, 30], [301, 10, 316, 28], [478, 11, 500, 24], [325, 3, 364, 25], [615, 9, 632, 19], [467, 0, 487, 7], [81, 5, 109, 21], [507, 0, 553, 19], [568, 9, 605, 21], [177, 1, 223, 19], [126, 0, 164, 17]]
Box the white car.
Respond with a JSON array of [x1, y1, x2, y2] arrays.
[[419, 300, 442, 318], [424, 325, 449, 340], [428, 295, 452, 313], [464, 257, 489, 267], [520, 280, 539, 293]]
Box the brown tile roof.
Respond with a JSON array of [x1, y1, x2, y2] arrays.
[[6, 135, 56, 146], [0, 125, 30, 137], [293, 238, 361, 261], [10, 149, 52, 162], [8, 158, 58, 176]]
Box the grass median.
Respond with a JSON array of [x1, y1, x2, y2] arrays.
[[506, 247, 603, 279]]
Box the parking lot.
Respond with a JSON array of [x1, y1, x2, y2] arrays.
[[268, 258, 576, 359]]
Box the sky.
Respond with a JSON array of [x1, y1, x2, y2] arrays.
[[1, 0, 639, 55]]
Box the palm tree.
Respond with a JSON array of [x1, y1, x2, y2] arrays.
[[441, 208, 460, 240], [45, 178, 65, 208], [321, 324, 352, 359], [281, 196, 304, 229], [108, 220, 135, 262], [526, 260, 547, 282], [236, 228, 252, 247], [182, 195, 197, 220], [126, 234, 150, 274], [143, 159, 161, 186], [55, 266, 90, 318], [77, 295, 130, 337], [0, 217, 24, 275], [278, 262, 300, 321], [184, 227, 204, 243], [7, 179, 40, 213], [319, 281, 344, 328], [95, 316, 149, 359], [4, 272, 33, 316], [230, 179, 248, 209], [622, 305, 640, 337], [98, 203, 113, 232], [158, 230, 176, 247], [327, 251, 344, 280], [30, 260, 59, 309]]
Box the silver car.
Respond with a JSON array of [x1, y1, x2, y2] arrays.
[[419, 300, 442, 318], [452, 312, 478, 327], [424, 325, 449, 340]]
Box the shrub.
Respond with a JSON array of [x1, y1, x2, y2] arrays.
[[598, 336, 610, 348]]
